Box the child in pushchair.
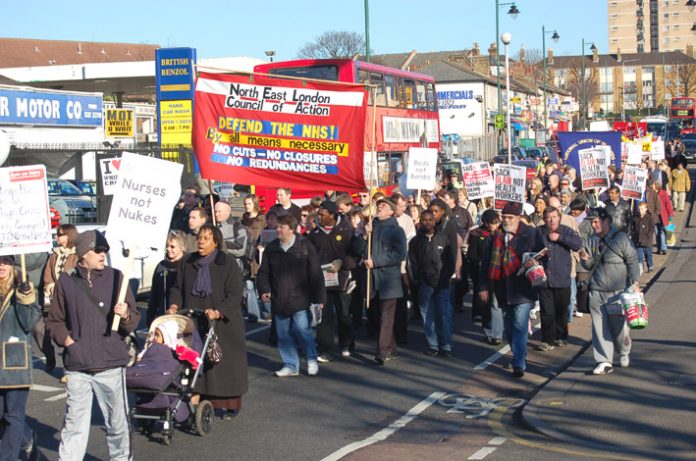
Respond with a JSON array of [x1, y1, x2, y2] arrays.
[[127, 314, 215, 445]]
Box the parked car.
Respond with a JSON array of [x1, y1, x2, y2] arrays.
[[492, 153, 525, 164], [512, 159, 539, 182], [682, 139, 696, 162], [498, 146, 529, 160], [47, 178, 98, 225]]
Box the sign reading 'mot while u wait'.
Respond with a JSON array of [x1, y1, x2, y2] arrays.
[[106, 153, 183, 249]]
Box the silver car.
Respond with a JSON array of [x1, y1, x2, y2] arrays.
[[48, 178, 98, 225]]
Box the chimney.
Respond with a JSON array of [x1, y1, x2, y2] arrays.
[[471, 42, 480, 57], [687, 44, 695, 58], [400, 50, 417, 70], [519, 45, 525, 64], [488, 42, 497, 57], [547, 48, 554, 65], [617, 47, 622, 63], [592, 47, 599, 63]]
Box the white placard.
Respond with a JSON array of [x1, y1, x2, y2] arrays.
[[579, 147, 610, 190], [493, 163, 527, 210], [321, 263, 339, 287], [363, 151, 378, 189], [0, 165, 52, 256], [406, 147, 438, 190], [461, 162, 495, 200], [621, 166, 648, 200], [651, 140, 665, 161], [626, 142, 643, 165], [106, 153, 183, 249], [99, 156, 122, 196]]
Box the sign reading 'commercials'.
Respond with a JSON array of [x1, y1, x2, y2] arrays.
[[106, 153, 183, 249], [0, 165, 52, 256], [579, 147, 610, 190], [193, 72, 367, 191], [621, 166, 648, 200], [405, 147, 438, 190], [493, 163, 526, 210], [462, 162, 495, 200]]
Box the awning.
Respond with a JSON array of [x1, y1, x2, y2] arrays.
[[513, 122, 529, 131]]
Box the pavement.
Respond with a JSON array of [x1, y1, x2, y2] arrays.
[[522, 184, 696, 461]]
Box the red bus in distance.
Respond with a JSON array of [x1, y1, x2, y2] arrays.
[[251, 58, 441, 209], [670, 97, 696, 134]]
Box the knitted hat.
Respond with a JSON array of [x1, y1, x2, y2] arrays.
[[319, 200, 339, 216], [501, 202, 523, 216], [75, 230, 110, 259]]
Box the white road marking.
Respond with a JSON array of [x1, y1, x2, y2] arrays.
[[468, 447, 497, 460], [474, 321, 540, 370], [245, 324, 270, 337], [44, 392, 68, 402], [321, 391, 447, 461], [31, 384, 63, 392], [488, 436, 507, 446]]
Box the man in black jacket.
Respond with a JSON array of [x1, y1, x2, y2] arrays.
[[408, 210, 457, 356], [535, 207, 582, 350], [604, 186, 632, 234], [309, 201, 357, 361], [257, 215, 326, 377]]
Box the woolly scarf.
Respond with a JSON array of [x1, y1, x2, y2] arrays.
[[488, 229, 522, 281], [192, 250, 217, 298], [53, 246, 76, 279]]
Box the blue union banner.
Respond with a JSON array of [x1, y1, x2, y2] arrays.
[[557, 131, 622, 176]]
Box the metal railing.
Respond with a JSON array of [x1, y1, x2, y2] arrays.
[[441, 133, 498, 162]]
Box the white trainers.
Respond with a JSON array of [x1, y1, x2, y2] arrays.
[[340, 348, 351, 358], [573, 310, 584, 318], [620, 355, 630, 368], [307, 360, 319, 376], [592, 362, 614, 375], [274, 367, 299, 378]]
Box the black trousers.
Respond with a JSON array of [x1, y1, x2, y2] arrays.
[[316, 291, 354, 354], [538, 286, 571, 343]]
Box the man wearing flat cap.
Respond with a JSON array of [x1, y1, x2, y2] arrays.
[[353, 197, 406, 365], [48, 230, 140, 461], [480, 202, 543, 378], [309, 200, 358, 361]]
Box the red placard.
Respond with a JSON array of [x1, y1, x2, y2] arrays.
[[193, 72, 367, 190]]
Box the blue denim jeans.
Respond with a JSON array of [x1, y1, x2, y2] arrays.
[[656, 223, 667, 252], [418, 283, 453, 351], [502, 302, 532, 370], [567, 276, 577, 324], [0, 388, 29, 461], [637, 245, 654, 269], [483, 295, 504, 341], [274, 310, 317, 372]]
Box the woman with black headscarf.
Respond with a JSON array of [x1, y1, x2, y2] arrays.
[[168, 223, 248, 420]]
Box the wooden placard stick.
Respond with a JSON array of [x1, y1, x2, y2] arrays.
[[111, 249, 134, 331]]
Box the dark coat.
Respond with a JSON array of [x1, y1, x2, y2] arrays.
[[645, 188, 662, 225], [408, 225, 456, 289], [0, 288, 41, 388], [480, 223, 544, 306], [269, 203, 302, 224], [631, 213, 656, 247], [147, 259, 182, 324], [536, 224, 583, 288], [450, 205, 474, 238], [308, 216, 357, 292], [169, 250, 248, 398], [48, 266, 140, 372], [353, 217, 406, 300], [605, 199, 632, 234], [256, 235, 326, 315]]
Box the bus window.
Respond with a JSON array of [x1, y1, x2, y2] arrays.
[[426, 82, 437, 112], [415, 80, 426, 110], [358, 69, 371, 104], [402, 78, 417, 109], [385, 75, 399, 107], [370, 72, 386, 106], [267, 65, 338, 81]]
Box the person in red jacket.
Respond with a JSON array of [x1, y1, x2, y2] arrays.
[[654, 180, 674, 255]]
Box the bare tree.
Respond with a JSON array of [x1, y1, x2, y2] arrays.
[[556, 58, 599, 128], [664, 61, 696, 98], [297, 31, 366, 59]]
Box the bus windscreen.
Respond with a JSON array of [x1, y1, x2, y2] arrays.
[[267, 65, 339, 81], [646, 122, 666, 137]]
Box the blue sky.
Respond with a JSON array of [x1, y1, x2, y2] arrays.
[[4, 0, 608, 60]]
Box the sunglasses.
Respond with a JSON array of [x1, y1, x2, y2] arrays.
[[56, 232, 65, 237], [301, 213, 309, 217], [93, 246, 109, 254]]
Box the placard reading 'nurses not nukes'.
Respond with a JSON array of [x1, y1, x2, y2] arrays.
[[0, 165, 52, 256], [461, 162, 495, 200], [106, 153, 183, 249], [493, 163, 526, 210], [405, 147, 438, 190], [621, 166, 648, 200], [579, 147, 610, 190], [193, 72, 367, 190]]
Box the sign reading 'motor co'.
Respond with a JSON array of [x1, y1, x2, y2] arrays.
[[0, 88, 103, 127]]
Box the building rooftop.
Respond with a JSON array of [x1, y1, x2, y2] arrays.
[[549, 50, 696, 68]]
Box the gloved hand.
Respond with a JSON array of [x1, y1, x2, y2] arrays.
[[18, 281, 33, 295], [329, 259, 342, 273]]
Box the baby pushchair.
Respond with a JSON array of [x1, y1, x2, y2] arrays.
[[127, 313, 216, 445]]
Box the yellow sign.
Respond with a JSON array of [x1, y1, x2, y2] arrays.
[[105, 109, 134, 137], [205, 128, 349, 156], [511, 97, 521, 103], [160, 100, 192, 146]]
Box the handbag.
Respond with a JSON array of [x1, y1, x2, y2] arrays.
[[206, 320, 223, 364]]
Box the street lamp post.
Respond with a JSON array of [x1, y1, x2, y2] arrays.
[[496, 1, 520, 150], [264, 50, 276, 62], [542, 26, 560, 144], [364, 0, 371, 62], [502, 32, 513, 164], [580, 39, 597, 130]]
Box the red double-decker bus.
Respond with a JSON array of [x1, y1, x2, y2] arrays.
[[670, 97, 696, 134], [251, 58, 440, 208]]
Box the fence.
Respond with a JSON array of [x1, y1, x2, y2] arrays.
[[441, 133, 498, 162]]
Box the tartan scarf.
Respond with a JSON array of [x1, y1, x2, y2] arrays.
[[488, 228, 522, 281]]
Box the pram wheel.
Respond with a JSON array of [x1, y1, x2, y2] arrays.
[[194, 400, 214, 436], [140, 420, 155, 436]]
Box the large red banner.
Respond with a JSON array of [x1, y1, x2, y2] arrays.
[[193, 72, 367, 190]]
